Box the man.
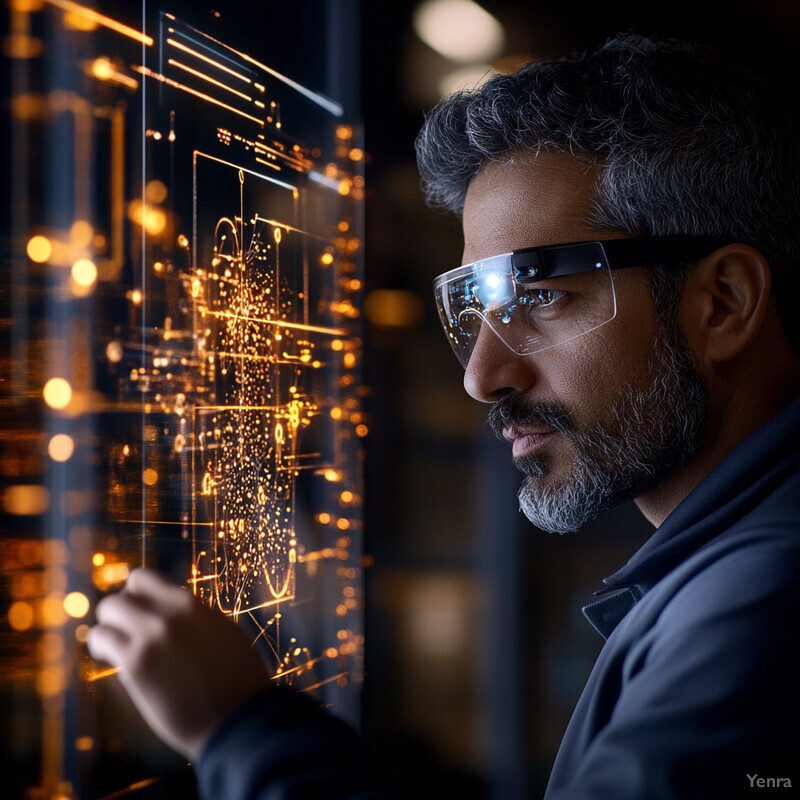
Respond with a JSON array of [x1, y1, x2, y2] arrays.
[[89, 34, 800, 797]]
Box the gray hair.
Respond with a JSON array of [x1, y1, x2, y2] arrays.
[[415, 34, 800, 344]]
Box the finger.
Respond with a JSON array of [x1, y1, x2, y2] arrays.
[[125, 567, 191, 607], [87, 622, 130, 666], [95, 590, 164, 635]]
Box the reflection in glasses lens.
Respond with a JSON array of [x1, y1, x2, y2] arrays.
[[435, 256, 616, 368]]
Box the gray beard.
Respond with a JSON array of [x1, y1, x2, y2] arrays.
[[488, 319, 707, 534]]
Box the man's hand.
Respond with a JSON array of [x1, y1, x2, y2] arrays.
[[87, 567, 272, 760]]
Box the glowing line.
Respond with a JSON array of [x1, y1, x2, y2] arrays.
[[97, 777, 161, 800], [168, 59, 252, 101], [167, 26, 257, 78], [140, 0, 147, 567], [251, 142, 310, 172], [92, 62, 139, 91], [197, 404, 302, 411], [175, 21, 343, 116], [205, 213, 328, 245], [309, 170, 344, 192], [301, 672, 350, 692], [195, 151, 296, 193], [254, 216, 328, 240], [264, 567, 293, 600], [219, 593, 294, 615], [166, 37, 251, 83], [201, 308, 346, 336], [85, 666, 120, 682], [110, 104, 124, 278], [276, 462, 322, 472], [255, 157, 281, 172], [227, 51, 343, 116], [187, 573, 219, 584], [115, 519, 214, 526], [45, 0, 153, 45], [271, 656, 324, 679], [134, 66, 263, 126], [247, 614, 276, 652]]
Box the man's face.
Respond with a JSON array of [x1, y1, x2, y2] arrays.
[[461, 151, 707, 533]]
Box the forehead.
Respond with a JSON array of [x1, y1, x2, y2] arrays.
[[461, 151, 601, 265]]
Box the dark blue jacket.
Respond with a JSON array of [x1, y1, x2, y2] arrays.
[[545, 398, 800, 798], [196, 399, 800, 799]]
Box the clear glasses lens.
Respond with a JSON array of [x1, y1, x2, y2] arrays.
[[434, 254, 617, 368]]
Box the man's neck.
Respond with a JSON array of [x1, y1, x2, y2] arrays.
[[635, 383, 800, 528], [635, 446, 731, 528]]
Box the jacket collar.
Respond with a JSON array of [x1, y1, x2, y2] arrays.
[[583, 397, 800, 640]]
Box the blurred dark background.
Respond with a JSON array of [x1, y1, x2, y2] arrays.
[[358, 2, 800, 797]]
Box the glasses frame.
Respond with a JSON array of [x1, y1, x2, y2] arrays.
[[433, 234, 726, 366]]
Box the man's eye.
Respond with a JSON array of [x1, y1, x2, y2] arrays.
[[525, 288, 566, 307]]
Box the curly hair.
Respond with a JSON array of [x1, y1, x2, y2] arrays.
[[415, 34, 800, 344]]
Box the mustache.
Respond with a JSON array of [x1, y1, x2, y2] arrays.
[[487, 394, 574, 440]]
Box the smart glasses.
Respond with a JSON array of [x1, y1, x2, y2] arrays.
[[433, 235, 724, 368]]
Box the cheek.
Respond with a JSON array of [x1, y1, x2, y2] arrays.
[[535, 318, 657, 417], [532, 338, 615, 409], [525, 273, 658, 413], [596, 274, 659, 382]]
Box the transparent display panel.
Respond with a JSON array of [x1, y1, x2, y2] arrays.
[[2, 2, 364, 797]]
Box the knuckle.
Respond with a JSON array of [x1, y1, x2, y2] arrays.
[[94, 592, 122, 621], [125, 566, 147, 590], [85, 624, 105, 657]]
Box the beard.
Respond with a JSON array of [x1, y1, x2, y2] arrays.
[[487, 318, 707, 534]]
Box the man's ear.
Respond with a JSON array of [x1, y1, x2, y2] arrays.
[[682, 244, 772, 365]]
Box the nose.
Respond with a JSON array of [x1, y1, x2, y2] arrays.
[[463, 323, 537, 403]]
